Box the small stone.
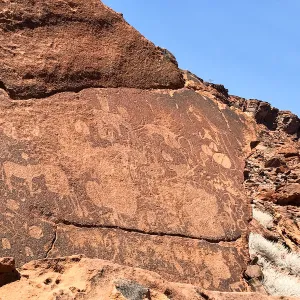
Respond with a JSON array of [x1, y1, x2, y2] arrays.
[[0, 257, 15, 273], [265, 157, 284, 168], [245, 265, 263, 280]]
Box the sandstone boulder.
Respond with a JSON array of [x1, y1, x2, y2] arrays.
[[0, 257, 19, 287], [4, 0, 297, 296], [277, 111, 300, 135], [0, 257, 15, 273], [0, 0, 184, 99], [274, 183, 300, 206]]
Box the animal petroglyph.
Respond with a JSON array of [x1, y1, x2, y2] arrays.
[[182, 187, 225, 237], [141, 124, 181, 149], [212, 152, 232, 169], [201, 143, 232, 169], [95, 94, 132, 142], [86, 180, 138, 217], [2, 161, 70, 197], [52, 225, 247, 291], [0, 88, 249, 290]]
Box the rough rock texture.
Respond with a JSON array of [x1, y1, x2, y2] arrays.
[[184, 71, 300, 137], [0, 257, 15, 273], [182, 71, 230, 106], [183, 71, 300, 296], [184, 73, 300, 244], [244, 128, 300, 251], [0, 87, 251, 291], [0, 256, 296, 300], [0, 0, 254, 294], [0, 257, 19, 287], [0, 0, 184, 99], [0, 0, 299, 298]]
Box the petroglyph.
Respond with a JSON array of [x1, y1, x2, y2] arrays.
[[141, 124, 181, 149], [95, 94, 132, 142], [25, 246, 34, 257], [0, 88, 249, 290], [6, 199, 19, 211], [205, 252, 232, 288], [201, 142, 232, 169], [86, 180, 138, 217], [74, 120, 90, 136], [213, 152, 232, 169], [2, 161, 70, 197], [28, 226, 43, 240], [2, 238, 11, 250], [49, 224, 247, 291], [182, 187, 225, 237]]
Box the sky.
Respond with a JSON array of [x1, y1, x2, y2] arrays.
[[103, 0, 299, 116]]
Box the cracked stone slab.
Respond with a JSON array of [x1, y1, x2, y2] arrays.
[[0, 88, 250, 290], [49, 224, 247, 291], [0, 0, 183, 99]]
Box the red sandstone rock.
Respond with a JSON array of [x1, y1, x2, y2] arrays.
[[0, 257, 19, 288], [0, 0, 184, 99], [0, 87, 250, 291], [244, 265, 263, 280], [274, 183, 300, 205], [182, 70, 231, 105], [0, 256, 295, 300], [0, 258, 15, 273], [277, 111, 300, 135], [0, 0, 300, 297]]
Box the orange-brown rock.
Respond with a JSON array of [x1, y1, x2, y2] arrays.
[[0, 0, 184, 99], [0, 256, 296, 300], [0, 87, 250, 291], [0, 257, 15, 273], [243, 103, 300, 257], [273, 183, 300, 206], [3, 0, 300, 297], [0, 257, 19, 287]]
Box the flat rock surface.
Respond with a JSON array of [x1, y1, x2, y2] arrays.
[[0, 256, 295, 300], [0, 0, 183, 99], [0, 87, 250, 291]]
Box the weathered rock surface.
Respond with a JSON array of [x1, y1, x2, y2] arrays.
[[184, 70, 300, 296], [0, 257, 15, 273], [0, 87, 250, 291], [0, 256, 296, 300], [0, 257, 19, 287], [1, 0, 299, 298], [183, 71, 300, 136], [0, 0, 184, 99], [0, 0, 254, 293], [243, 127, 300, 252]]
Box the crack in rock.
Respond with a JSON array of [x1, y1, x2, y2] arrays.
[[55, 219, 241, 244]]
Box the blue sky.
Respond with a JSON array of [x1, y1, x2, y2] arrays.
[[103, 0, 299, 116]]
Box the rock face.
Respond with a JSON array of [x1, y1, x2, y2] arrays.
[[0, 1, 251, 291], [183, 71, 300, 297], [0, 0, 299, 298], [244, 128, 300, 251], [0, 86, 250, 291], [0, 256, 295, 300], [0, 0, 184, 99]]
